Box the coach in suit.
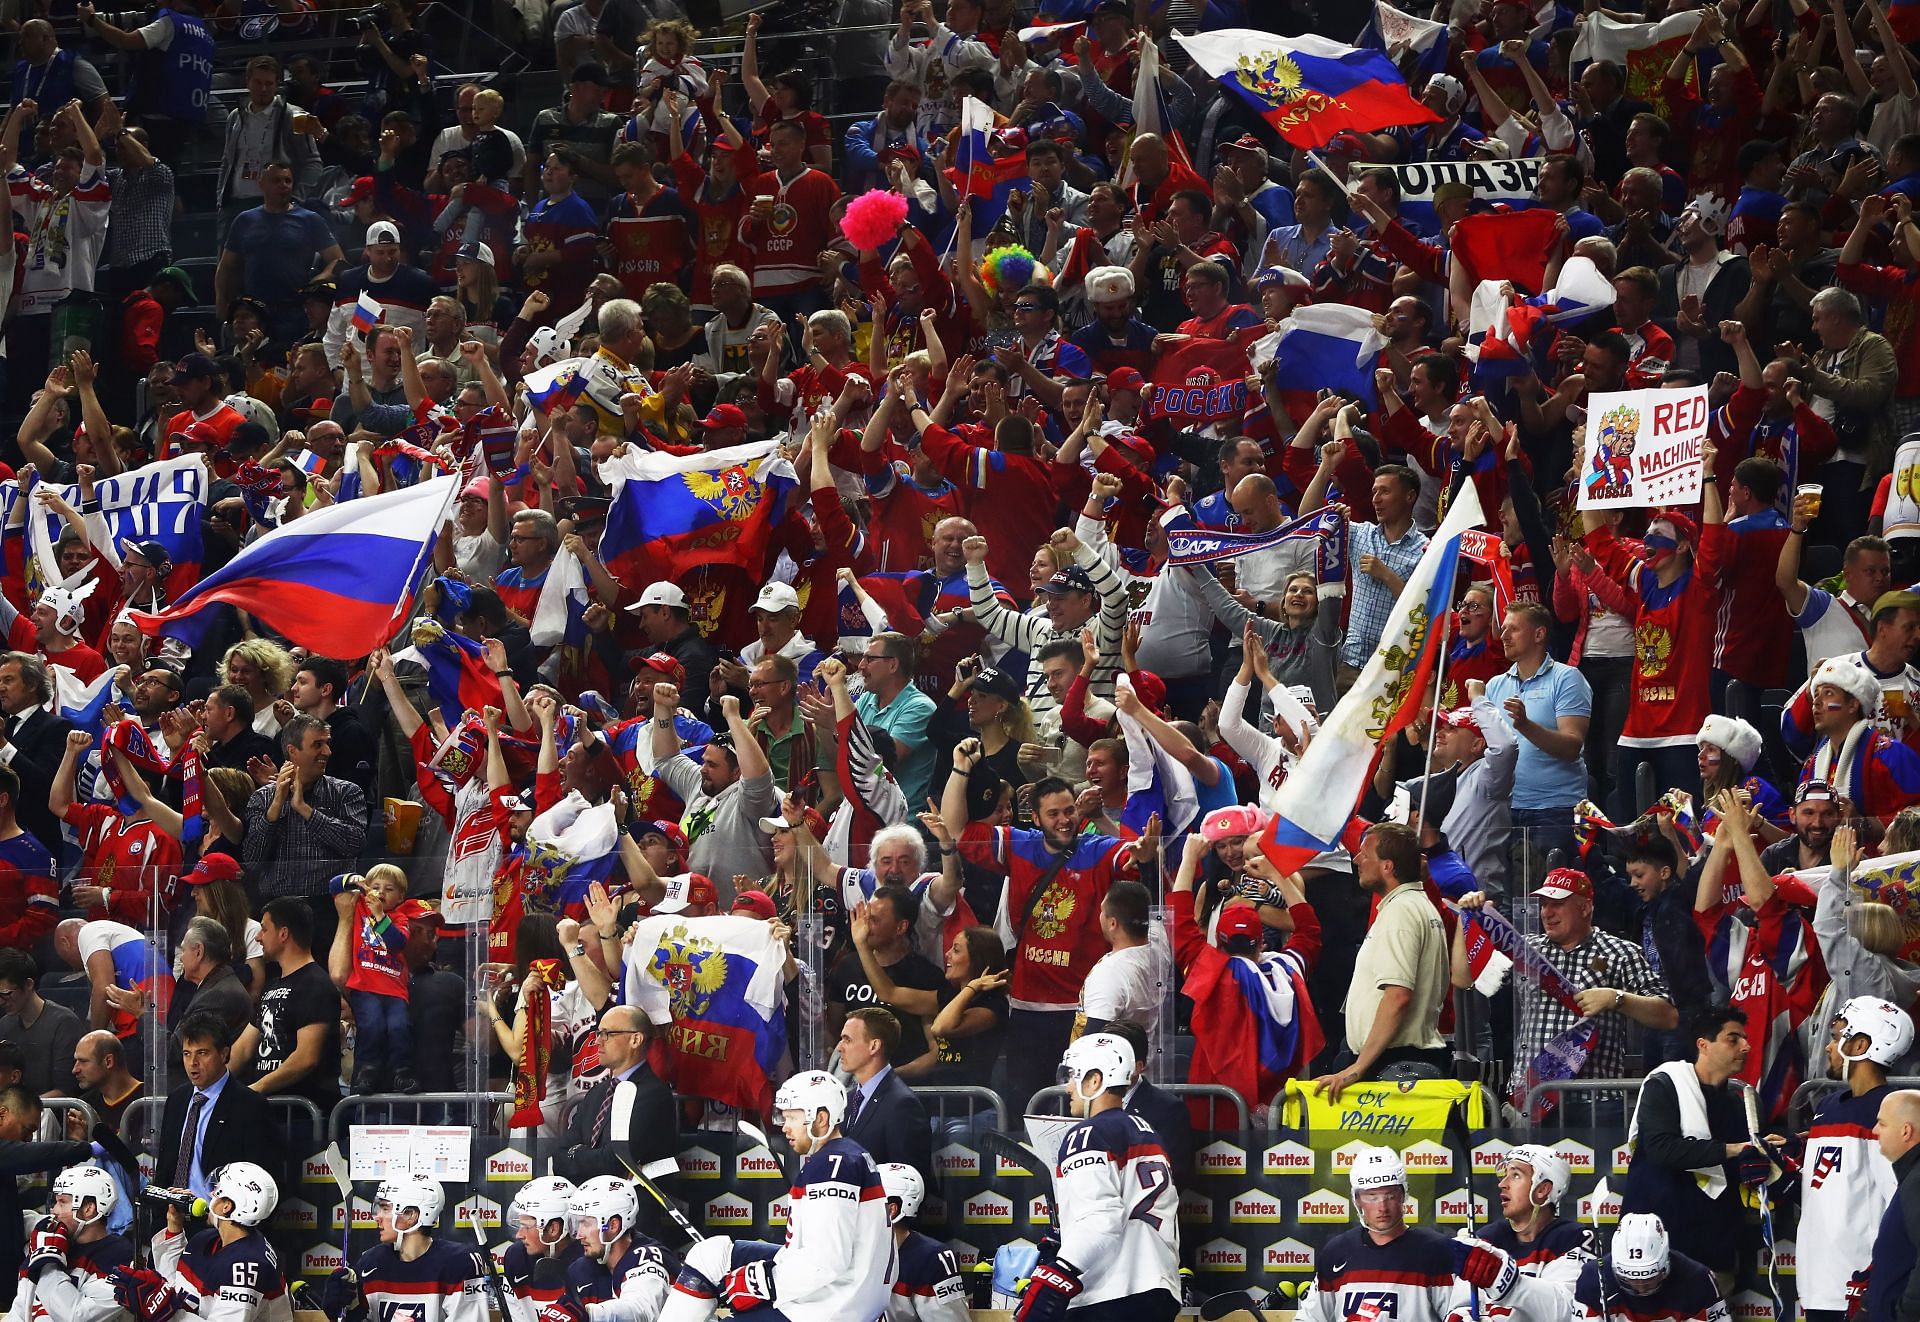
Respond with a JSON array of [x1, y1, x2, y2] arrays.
[[157, 1011, 281, 1199], [838, 1006, 932, 1182], [0, 653, 75, 854], [557, 1004, 679, 1185]]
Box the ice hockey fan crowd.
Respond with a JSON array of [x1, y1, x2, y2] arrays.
[[25, 0, 1920, 1316]]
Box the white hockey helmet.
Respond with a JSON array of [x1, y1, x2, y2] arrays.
[[877, 1163, 924, 1225], [569, 1176, 639, 1245], [52, 1163, 118, 1227], [1058, 1032, 1135, 1103], [773, 1070, 848, 1136], [511, 1175, 577, 1243], [1502, 1143, 1570, 1208], [209, 1161, 278, 1228], [1349, 1146, 1407, 1194], [1611, 1213, 1670, 1289], [1837, 995, 1916, 1069], [375, 1175, 445, 1230]]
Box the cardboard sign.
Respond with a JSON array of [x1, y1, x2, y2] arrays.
[[1577, 385, 1709, 509]]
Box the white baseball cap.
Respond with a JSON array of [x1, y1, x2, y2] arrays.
[[365, 220, 402, 245], [628, 582, 688, 611], [751, 582, 800, 615]]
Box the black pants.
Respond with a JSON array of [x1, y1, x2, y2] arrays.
[[1580, 653, 1632, 806], [1003, 1008, 1076, 1115]]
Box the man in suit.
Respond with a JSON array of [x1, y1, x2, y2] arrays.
[[1106, 1020, 1194, 1185], [836, 1006, 932, 1183], [156, 1010, 280, 1200], [557, 1004, 678, 1186], [0, 653, 75, 854], [169, 913, 251, 1037]]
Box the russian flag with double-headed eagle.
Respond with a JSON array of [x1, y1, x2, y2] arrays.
[[597, 439, 799, 587], [1176, 28, 1437, 149], [623, 913, 789, 1113]]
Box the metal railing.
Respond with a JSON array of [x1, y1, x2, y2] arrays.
[[910, 1084, 1010, 1131], [1521, 1077, 1645, 1127], [1029, 1082, 1250, 1130], [42, 1096, 99, 1140], [327, 1091, 516, 1146], [1789, 1075, 1920, 1131]]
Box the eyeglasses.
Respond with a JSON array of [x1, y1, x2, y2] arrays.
[[859, 653, 891, 664], [746, 678, 786, 690], [1013, 303, 1043, 312]]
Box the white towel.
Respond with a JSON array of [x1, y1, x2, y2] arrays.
[[1627, 1060, 1728, 1200]]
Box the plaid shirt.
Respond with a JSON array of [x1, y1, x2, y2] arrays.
[[105, 162, 175, 267], [241, 774, 369, 899], [1506, 926, 1670, 1097], [1342, 520, 1430, 668]]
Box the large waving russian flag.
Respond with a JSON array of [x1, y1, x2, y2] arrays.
[[1262, 303, 1387, 408], [1256, 482, 1483, 876], [597, 440, 798, 588], [131, 474, 456, 655], [1177, 28, 1437, 149], [623, 913, 789, 1114]]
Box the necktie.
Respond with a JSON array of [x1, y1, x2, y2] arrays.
[[175, 1092, 207, 1188], [591, 1080, 616, 1145], [845, 1087, 864, 1127]]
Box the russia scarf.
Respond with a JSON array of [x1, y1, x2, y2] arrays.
[[1462, 903, 1600, 1119], [509, 958, 560, 1127], [101, 719, 170, 813]]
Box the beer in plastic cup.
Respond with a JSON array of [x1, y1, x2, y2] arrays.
[[1796, 483, 1824, 520]]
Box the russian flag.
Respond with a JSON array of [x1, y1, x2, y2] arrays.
[[130, 474, 457, 655], [53, 665, 127, 735], [1357, 0, 1448, 81], [409, 619, 504, 727], [597, 440, 799, 588], [524, 791, 621, 911], [952, 95, 998, 200], [1114, 673, 1200, 843], [1264, 303, 1387, 409], [1896, 0, 1920, 41], [1256, 481, 1483, 876], [623, 913, 790, 1114], [350, 290, 383, 335], [1177, 28, 1438, 149], [524, 358, 588, 415], [293, 449, 326, 476]]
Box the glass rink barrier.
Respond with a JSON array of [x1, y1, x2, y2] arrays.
[[36, 814, 1825, 1309]]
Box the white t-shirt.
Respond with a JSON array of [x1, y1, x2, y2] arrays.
[[1797, 586, 1876, 673], [1077, 936, 1171, 1038]]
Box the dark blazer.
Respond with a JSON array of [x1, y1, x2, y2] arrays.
[[843, 1068, 932, 1184], [1127, 1080, 1195, 1186], [558, 1062, 679, 1185], [168, 965, 253, 1039], [156, 1075, 281, 1196], [4, 706, 75, 853]]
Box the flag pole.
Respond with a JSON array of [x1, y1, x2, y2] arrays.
[[1410, 584, 1454, 842], [1303, 148, 1356, 198], [358, 476, 459, 703]]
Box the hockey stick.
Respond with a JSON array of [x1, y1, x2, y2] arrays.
[[974, 1130, 1056, 1199], [325, 1142, 355, 1267], [607, 1079, 704, 1246], [1585, 1178, 1615, 1322], [468, 1211, 514, 1318], [1740, 1084, 1787, 1322]]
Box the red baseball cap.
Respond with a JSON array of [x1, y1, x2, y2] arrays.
[[699, 404, 749, 431], [1438, 707, 1484, 737], [183, 854, 244, 887], [732, 889, 778, 919], [1106, 367, 1146, 393], [630, 652, 688, 687], [653, 872, 717, 913], [1216, 901, 1263, 942], [1533, 868, 1593, 901]]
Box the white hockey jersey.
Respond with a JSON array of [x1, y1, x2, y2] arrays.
[[773, 1136, 894, 1322], [1053, 1106, 1180, 1308], [1800, 1084, 1897, 1310], [6, 1232, 135, 1322], [1445, 1218, 1595, 1322], [885, 1231, 968, 1322]]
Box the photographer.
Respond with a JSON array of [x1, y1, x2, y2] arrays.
[[354, 0, 430, 121]]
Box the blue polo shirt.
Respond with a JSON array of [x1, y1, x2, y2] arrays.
[[1485, 657, 1593, 810]]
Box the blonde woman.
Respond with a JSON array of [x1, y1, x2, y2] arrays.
[[943, 659, 1037, 788], [220, 638, 296, 738]]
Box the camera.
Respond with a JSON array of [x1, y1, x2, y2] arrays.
[[356, 8, 381, 29]]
